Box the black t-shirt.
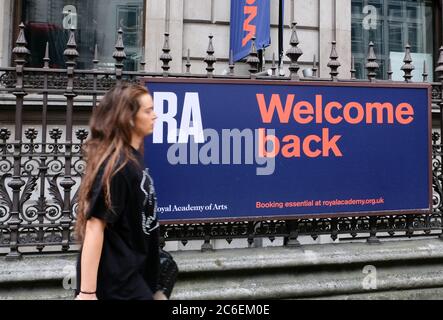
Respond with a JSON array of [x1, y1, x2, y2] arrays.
[[75, 147, 160, 300]]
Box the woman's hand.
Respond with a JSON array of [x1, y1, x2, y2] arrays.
[[75, 293, 98, 300], [153, 290, 168, 300]]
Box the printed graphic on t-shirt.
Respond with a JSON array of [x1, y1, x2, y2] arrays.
[[140, 168, 159, 235]]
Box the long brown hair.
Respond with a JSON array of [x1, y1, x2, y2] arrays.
[[75, 83, 150, 242]]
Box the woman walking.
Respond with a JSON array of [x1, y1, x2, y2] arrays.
[[74, 83, 166, 300]]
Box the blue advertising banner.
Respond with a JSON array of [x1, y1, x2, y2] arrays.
[[230, 0, 271, 62], [142, 79, 431, 223]]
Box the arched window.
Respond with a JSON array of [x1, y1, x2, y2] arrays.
[[18, 0, 145, 70]]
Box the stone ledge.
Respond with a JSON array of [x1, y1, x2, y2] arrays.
[[172, 262, 443, 299], [1, 239, 443, 300], [174, 238, 443, 273], [0, 286, 74, 300], [315, 287, 443, 300], [0, 254, 76, 284], [2, 239, 443, 283]]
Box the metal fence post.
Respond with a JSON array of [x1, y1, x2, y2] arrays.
[[60, 28, 78, 251], [436, 46, 443, 241], [6, 23, 29, 260]]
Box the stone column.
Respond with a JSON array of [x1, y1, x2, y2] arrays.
[[145, 0, 184, 73], [335, 0, 352, 79], [319, 0, 351, 79], [0, 0, 13, 67], [292, 0, 320, 77]]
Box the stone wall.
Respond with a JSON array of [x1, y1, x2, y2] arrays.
[[145, 0, 351, 77], [0, 1, 352, 77]]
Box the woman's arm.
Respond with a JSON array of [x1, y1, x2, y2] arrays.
[[76, 217, 106, 300]]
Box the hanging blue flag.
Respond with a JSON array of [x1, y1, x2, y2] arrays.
[[230, 0, 271, 62]]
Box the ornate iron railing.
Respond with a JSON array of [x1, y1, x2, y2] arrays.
[[1, 23, 443, 260]]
